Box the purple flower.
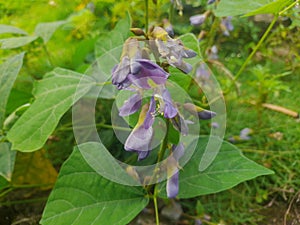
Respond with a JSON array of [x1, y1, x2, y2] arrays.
[[112, 39, 142, 89], [163, 18, 174, 37], [207, 0, 216, 4], [207, 45, 218, 60], [166, 143, 184, 198], [228, 128, 253, 143], [124, 102, 156, 160], [196, 63, 210, 80], [211, 122, 219, 129], [119, 93, 142, 116], [127, 59, 169, 89], [190, 14, 206, 26], [167, 171, 179, 198], [194, 219, 203, 225], [162, 89, 178, 118], [170, 114, 189, 136], [150, 27, 197, 73], [240, 128, 252, 140], [221, 16, 234, 36], [183, 103, 216, 120]]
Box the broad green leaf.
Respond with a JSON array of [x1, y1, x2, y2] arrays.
[[78, 142, 141, 185], [95, 12, 131, 57], [215, 0, 272, 17], [0, 24, 28, 35], [0, 36, 38, 49], [244, 0, 294, 16], [158, 136, 274, 198], [7, 68, 96, 152], [34, 20, 66, 43], [0, 52, 25, 128], [5, 88, 32, 115], [41, 148, 148, 225], [91, 12, 131, 99], [179, 33, 201, 56], [168, 67, 192, 91], [0, 142, 16, 182], [12, 150, 57, 189]]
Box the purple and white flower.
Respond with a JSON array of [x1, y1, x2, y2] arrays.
[[190, 14, 207, 26], [221, 16, 234, 36], [150, 27, 197, 73], [166, 143, 184, 198]]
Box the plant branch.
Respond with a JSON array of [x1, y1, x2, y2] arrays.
[[234, 15, 278, 81]]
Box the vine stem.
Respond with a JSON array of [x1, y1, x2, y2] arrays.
[[279, 0, 299, 15], [148, 120, 170, 224], [234, 15, 278, 81], [153, 185, 160, 225]]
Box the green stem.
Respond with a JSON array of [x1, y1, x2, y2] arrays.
[[279, 0, 299, 15], [146, 120, 170, 224], [153, 185, 160, 225], [205, 13, 219, 52], [0, 197, 48, 206], [234, 15, 278, 81], [156, 119, 169, 163], [145, 0, 149, 34], [56, 123, 131, 132]]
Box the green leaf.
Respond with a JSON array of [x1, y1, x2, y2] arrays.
[[178, 33, 201, 56], [7, 68, 96, 152], [78, 142, 141, 185], [244, 0, 294, 16], [5, 88, 32, 115], [91, 12, 131, 99], [0, 24, 28, 35], [0, 52, 25, 128], [215, 0, 272, 17], [34, 20, 66, 43], [0, 142, 16, 182], [0, 36, 38, 49], [41, 148, 148, 225], [158, 136, 274, 198], [168, 67, 192, 91], [95, 12, 131, 58]]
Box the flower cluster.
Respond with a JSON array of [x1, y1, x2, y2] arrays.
[[111, 27, 216, 198]]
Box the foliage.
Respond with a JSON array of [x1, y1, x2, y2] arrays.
[[0, 0, 299, 224]]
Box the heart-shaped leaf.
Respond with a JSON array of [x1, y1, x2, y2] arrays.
[[0, 52, 25, 128], [41, 148, 148, 225], [7, 68, 96, 152], [158, 136, 274, 198]]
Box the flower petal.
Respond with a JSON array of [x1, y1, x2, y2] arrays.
[[183, 103, 216, 120], [170, 114, 189, 136], [124, 126, 153, 152], [112, 56, 130, 86], [162, 89, 177, 118], [167, 170, 179, 198], [119, 93, 142, 117], [144, 96, 156, 129], [190, 14, 206, 26]]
